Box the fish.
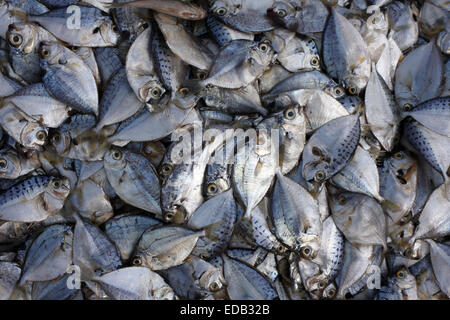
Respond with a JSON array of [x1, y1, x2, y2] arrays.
[[132, 226, 205, 270], [267, 0, 329, 35], [210, 0, 277, 34], [0, 175, 70, 222], [323, 8, 371, 94], [29, 6, 120, 47], [19, 224, 73, 285], [185, 39, 274, 90], [109, 0, 207, 20], [301, 114, 360, 183], [40, 41, 99, 115], [104, 147, 161, 216]]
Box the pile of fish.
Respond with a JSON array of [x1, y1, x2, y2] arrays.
[[0, 0, 448, 300]]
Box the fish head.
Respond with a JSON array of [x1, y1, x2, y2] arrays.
[[277, 104, 304, 127], [344, 75, 368, 96], [386, 150, 417, 184], [6, 23, 38, 55], [302, 157, 329, 183], [50, 130, 71, 155], [43, 177, 71, 214], [140, 80, 166, 105], [204, 177, 230, 198], [162, 205, 187, 224], [326, 84, 346, 100], [104, 147, 128, 171], [20, 123, 47, 149], [210, 0, 240, 17], [250, 40, 275, 69], [198, 268, 226, 293], [327, 187, 360, 216], [299, 238, 320, 260], [322, 282, 338, 300], [39, 41, 65, 67], [99, 20, 121, 46], [0, 150, 21, 179], [267, 1, 297, 29], [306, 274, 329, 300], [389, 267, 416, 291]]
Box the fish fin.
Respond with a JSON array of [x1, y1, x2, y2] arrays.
[[381, 199, 401, 214]]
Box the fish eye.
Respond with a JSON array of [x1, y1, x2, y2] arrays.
[[164, 211, 175, 222], [132, 256, 142, 266], [258, 43, 269, 52], [283, 107, 296, 120], [348, 86, 357, 95], [151, 87, 162, 98], [338, 194, 347, 205], [301, 246, 312, 258], [112, 24, 119, 33], [197, 72, 207, 80], [199, 253, 209, 259], [276, 244, 286, 254], [141, 22, 149, 30], [314, 170, 326, 182], [40, 48, 50, 59], [393, 152, 404, 160], [111, 149, 123, 160], [52, 133, 61, 144], [319, 281, 327, 289], [276, 9, 287, 17], [209, 281, 221, 292], [160, 164, 173, 175], [327, 288, 336, 298], [334, 87, 343, 96], [207, 183, 218, 195], [216, 7, 227, 16], [396, 270, 405, 279], [179, 87, 189, 96], [70, 46, 79, 51], [311, 146, 322, 157], [52, 179, 61, 188], [310, 57, 319, 66], [0, 158, 7, 169], [8, 33, 22, 47], [403, 103, 413, 112], [36, 130, 47, 141], [93, 27, 100, 34], [404, 248, 413, 257]]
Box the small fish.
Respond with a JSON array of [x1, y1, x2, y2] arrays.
[[222, 254, 278, 300], [93, 267, 176, 300], [210, 0, 277, 34], [267, 0, 329, 35], [0, 175, 70, 222], [40, 41, 99, 115], [301, 114, 360, 183], [19, 224, 73, 285], [132, 226, 205, 270], [109, 0, 207, 20], [323, 8, 371, 94], [104, 147, 161, 216], [29, 6, 120, 47]]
